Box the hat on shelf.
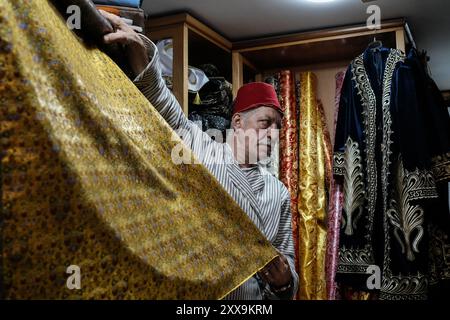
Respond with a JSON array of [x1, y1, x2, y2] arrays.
[[156, 39, 209, 92]]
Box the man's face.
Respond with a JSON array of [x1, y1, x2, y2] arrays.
[[231, 106, 282, 165]]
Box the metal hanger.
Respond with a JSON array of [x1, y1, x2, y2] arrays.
[[368, 35, 383, 49]]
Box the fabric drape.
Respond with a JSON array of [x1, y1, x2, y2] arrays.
[[0, 0, 276, 299]]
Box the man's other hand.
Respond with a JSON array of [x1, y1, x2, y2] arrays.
[[258, 254, 293, 292]]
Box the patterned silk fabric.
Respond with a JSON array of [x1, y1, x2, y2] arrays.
[[325, 71, 345, 300], [0, 0, 276, 299], [296, 72, 329, 300], [278, 71, 300, 290]]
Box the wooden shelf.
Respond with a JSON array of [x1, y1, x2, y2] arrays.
[[188, 30, 232, 83], [146, 13, 412, 110], [146, 13, 232, 114], [232, 19, 406, 51], [231, 19, 409, 96], [239, 32, 397, 71], [147, 13, 231, 51]]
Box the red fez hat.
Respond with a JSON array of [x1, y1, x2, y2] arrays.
[[233, 82, 283, 115]]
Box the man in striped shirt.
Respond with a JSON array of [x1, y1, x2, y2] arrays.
[[101, 10, 299, 300]]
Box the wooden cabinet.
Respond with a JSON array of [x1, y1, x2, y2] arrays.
[[145, 13, 232, 115], [232, 19, 411, 96], [146, 14, 414, 113]]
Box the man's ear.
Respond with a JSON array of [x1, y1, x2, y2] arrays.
[[231, 113, 243, 130]]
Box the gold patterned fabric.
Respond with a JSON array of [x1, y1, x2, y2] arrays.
[[0, 0, 276, 299], [296, 72, 328, 300]]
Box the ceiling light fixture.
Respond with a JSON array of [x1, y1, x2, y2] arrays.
[[306, 0, 337, 3]]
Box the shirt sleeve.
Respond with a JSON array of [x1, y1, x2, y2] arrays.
[[133, 35, 188, 131], [263, 187, 299, 300], [133, 35, 226, 165]]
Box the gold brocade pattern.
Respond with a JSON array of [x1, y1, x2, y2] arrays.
[[297, 72, 328, 300], [0, 0, 276, 299]]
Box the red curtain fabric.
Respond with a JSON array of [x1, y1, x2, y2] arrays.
[[278, 71, 300, 288]]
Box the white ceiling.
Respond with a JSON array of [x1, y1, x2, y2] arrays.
[[143, 0, 450, 90]]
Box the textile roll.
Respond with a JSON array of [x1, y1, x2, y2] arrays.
[[325, 71, 345, 300], [297, 72, 328, 300], [278, 71, 300, 285]]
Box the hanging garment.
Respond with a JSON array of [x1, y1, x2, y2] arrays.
[[296, 72, 329, 300], [404, 48, 450, 299], [188, 112, 230, 137], [187, 65, 233, 137], [325, 71, 346, 300], [189, 65, 233, 117], [0, 0, 278, 299], [334, 46, 450, 300], [134, 37, 299, 299]]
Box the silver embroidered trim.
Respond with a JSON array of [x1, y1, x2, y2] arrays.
[[338, 246, 374, 274], [351, 54, 377, 238], [342, 138, 366, 236], [387, 158, 425, 262], [380, 272, 428, 300], [333, 152, 345, 176], [407, 167, 438, 201], [381, 49, 405, 222]]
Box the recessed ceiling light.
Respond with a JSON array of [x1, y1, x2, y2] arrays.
[[307, 0, 337, 3]]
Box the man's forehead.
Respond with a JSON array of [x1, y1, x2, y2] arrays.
[[252, 106, 282, 117]]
